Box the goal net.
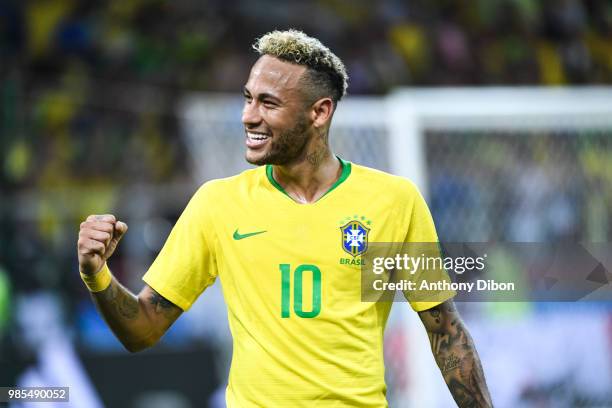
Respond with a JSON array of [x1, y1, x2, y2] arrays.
[[180, 87, 612, 407]]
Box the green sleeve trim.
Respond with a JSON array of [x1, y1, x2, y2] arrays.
[[265, 156, 352, 201]]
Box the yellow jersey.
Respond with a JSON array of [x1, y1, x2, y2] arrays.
[[142, 158, 453, 407]]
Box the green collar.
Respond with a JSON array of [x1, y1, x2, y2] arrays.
[[266, 157, 352, 202]]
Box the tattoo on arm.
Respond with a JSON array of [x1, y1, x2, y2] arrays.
[[428, 332, 450, 355], [440, 354, 461, 373], [99, 280, 139, 320], [420, 301, 493, 408], [149, 290, 176, 317], [91, 280, 181, 352]]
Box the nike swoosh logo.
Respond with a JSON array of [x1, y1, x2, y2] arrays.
[[233, 229, 267, 240]]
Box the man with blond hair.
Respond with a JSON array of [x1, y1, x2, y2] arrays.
[[78, 30, 493, 407]]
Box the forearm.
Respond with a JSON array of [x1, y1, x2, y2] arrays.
[[90, 277, 157, 352], [78, 214, 181, 351], [428, 319, 493, 407]]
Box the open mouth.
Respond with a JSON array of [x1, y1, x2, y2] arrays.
[[245, 132, 271, 149]]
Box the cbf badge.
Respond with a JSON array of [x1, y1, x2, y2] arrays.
[[340, 220, 369, 257]]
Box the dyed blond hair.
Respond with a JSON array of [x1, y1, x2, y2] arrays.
[[253, 29, 348, 104]]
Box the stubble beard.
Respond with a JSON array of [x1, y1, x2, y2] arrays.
[[245, 116, 311, 166]]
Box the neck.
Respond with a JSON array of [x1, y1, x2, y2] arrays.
[[272, 148, 341, 204]]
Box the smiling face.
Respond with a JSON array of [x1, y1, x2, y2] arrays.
[[242, 55, 315, 166]]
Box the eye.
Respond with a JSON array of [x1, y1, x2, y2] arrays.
[[243, 93, 252, 103], [263, 100, 277, 108]]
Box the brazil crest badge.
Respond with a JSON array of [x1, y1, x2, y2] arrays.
[[340, 220, 369, 257]]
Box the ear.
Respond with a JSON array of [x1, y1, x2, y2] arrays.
[[311, 97, 334, 128]]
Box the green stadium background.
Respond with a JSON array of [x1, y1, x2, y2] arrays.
[[1, 1, 611, 407]]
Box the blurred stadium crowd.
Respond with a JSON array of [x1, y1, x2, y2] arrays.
[[1, 0, 612, 406], [427, 131, 612, 242]]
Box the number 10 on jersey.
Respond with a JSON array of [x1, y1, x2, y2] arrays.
[[280, 264, 321, 318]]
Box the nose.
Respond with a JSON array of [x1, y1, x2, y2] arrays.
[[241, 100, 261, 128]]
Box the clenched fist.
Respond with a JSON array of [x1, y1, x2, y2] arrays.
[[78, 214, 128, 275]]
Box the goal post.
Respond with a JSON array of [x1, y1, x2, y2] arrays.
[[179, 86, 612, 407], [387, 86, 612, 407]]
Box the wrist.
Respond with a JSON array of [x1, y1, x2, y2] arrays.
[[80, 263, 112, 292]]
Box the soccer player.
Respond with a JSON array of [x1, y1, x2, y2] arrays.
[[77, 30, 493, 407]]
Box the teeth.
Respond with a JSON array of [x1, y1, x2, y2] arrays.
[[247, 132, 270, 140]]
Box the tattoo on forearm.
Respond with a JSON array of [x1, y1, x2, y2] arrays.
[[423, 303, 493, 408], [428, 332, 449, 354], [117, 287, 139, 319], [149, 291, 175, 317], [448, 379, 477, 408], [441, 354, 461, 373], [101, 280, 139, 320]]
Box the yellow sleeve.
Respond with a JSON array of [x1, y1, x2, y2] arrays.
[[403, 184, 456, 312], [142, 182, 218, 311]]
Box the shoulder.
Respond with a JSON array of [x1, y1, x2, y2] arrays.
[[192, 167, 264, 202], [350, 162, 422, 200], [182, 167, 263, 224]]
